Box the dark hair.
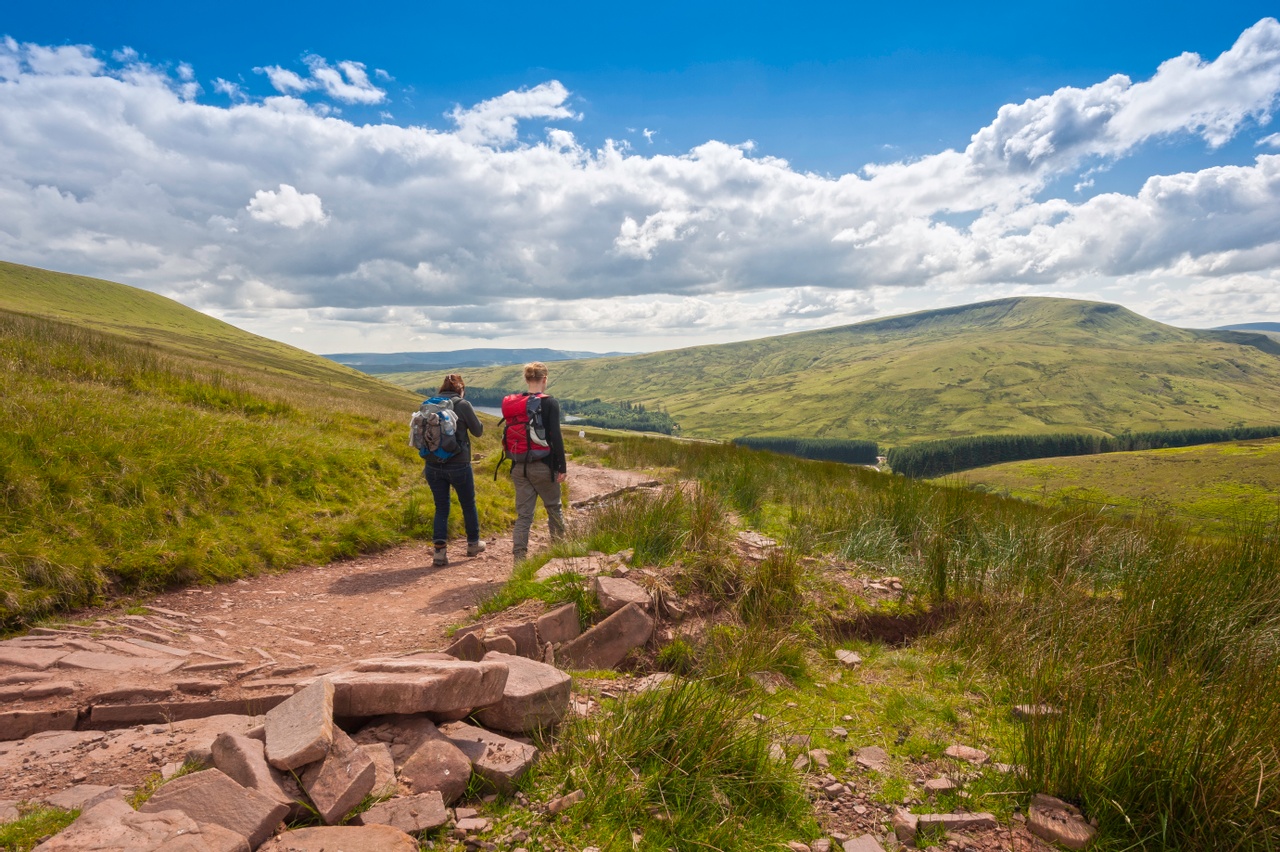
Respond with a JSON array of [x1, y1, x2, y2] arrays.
[[439, 373, 465, 395]]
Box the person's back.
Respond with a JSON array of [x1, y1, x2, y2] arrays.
[[508, 362, 566, 562], [422, 374, 485, 566]]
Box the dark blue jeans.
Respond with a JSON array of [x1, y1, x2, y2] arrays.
[[424, 461, 480, 546]]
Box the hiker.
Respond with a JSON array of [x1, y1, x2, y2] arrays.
[[506, 361, 567, 561], [424, 373, 486, 566]]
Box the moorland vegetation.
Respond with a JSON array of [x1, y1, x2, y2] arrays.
[[3, 262, 1278, 851]]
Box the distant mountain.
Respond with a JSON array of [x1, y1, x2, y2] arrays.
[[427, 297, 1280, 445], [324, 348, 632, 374], [1216, 322, 1280, 332]]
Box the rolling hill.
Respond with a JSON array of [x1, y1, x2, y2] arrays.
[[407, 297, 1280, 444], [324, 348, 631, 374], [0, 261, 510, 627]]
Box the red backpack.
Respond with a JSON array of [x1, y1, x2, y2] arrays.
[[494, 392, 551, 477]]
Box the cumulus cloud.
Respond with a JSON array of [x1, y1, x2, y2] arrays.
[[449, 81, 577, 145], [246, 185, 327, 228], [0, 20, 1279, 350], [256, 54, 386, 104]]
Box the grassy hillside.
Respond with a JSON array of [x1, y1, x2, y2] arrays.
[[0, 261, 513, 627], [951, 436, 1280, 526], [406, 297, 1280, 444]]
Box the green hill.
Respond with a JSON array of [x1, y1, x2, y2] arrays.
[[0, 261, 510, 627], [416, 297, 1280, 444]]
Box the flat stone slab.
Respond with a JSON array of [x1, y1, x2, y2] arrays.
[[944, 744, 990, 765], [265, 678, 335, 771], [140, 767, 290, 849], [315, 658, 508, 717], [854, 746, 890, 772], [893, 809, 998, 843], [88, 695, 290, 727], [0, 647, 66, 670], [357, 791, 448, 834], [843, 835, 886, 852], [257, 825, 418, 851], [556, 602, 653, 670], [594, 576, 649, 613], [33, 799, 247, 852], [0, 708, 77, 742], [42, 783, 126, 812], [300, 727, 376, 825], [536, 603, 580, 645], [835, 650, 863, 668], [55, 651, 182, 673], [474, 652, 572, 734], [439, 721, 538, 793], [534, 555, 610, 581]]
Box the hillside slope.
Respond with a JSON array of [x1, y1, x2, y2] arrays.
[[0, 261, 510, 627], [426, 297, 1280, 443]]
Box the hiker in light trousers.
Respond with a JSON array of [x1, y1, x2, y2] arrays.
[[510, 362, 566, 561]]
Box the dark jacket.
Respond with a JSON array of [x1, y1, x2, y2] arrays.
[[425, 394, 483, 465], [540, 395, 567, 474]]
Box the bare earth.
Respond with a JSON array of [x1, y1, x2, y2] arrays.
[[0, 462, 656, 800]]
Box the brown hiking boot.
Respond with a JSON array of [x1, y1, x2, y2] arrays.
[[467, 540, 487, 557]]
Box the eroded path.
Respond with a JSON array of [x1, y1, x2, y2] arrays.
[[0, 462, 658, 799]]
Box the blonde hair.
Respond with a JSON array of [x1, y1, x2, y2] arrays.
[[523, 362, 549, 381]]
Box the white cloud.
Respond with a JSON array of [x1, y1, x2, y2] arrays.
[[449, 81, 577, 145], [0, 21, 1279, 352], [256, 55, 386, 104], [245, 185, 328, 228]]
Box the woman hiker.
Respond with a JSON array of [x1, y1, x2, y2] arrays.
[[509, 361, 567, 562], [424, 373, 486, 566]]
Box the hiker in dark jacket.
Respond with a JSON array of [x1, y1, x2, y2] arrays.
[[426, 374, 485, 566], [511, 361, 566, 562]]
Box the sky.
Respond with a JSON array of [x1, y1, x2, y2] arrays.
[[2, 1, 1279, 355]]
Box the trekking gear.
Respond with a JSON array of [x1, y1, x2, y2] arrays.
[[493, 392, 550, 478], [433, 545, 448, 567], [467, 540, 487, 557], [410, 396, 461, 461]]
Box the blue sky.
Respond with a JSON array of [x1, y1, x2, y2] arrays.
[[2, 2, 1280, 352]]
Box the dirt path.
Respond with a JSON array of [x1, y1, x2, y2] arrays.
[[0, 462, 659, 799]]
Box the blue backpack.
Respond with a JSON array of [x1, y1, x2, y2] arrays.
[[409, 397, 460, 460]]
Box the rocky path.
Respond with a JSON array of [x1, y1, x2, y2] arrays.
[[0, 462, 659, 800]]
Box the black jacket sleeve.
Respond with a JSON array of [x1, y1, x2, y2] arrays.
[[542, 396, 567, 474], [454, 398, 483, 438]]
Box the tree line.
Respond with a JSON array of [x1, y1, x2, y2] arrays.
[[439, 387, 681, 435], [886, 425, 1280, 478], [732, 436, 880, 465]]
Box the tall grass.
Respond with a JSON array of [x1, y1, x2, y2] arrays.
[[0, 310, 514, 628], [593, 434, 1280, 850], [530, 679, 816, 851]]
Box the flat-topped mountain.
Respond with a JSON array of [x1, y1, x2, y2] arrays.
[[441, 297, 1280, 443]]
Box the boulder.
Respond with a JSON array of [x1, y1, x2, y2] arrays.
[[256, 825, 418, 851], [473, 652, 572, 733], [264, 678, 334, 770], [211, 731, 303, 815], [482, 634, 519, 656], [140, 768, 289, 849], [556, 602, 653, 670], [315, 658, 508, 717], [439, 721, 538, 793], [356, 791, 448, 835], [300, 727, 377, 825], [1028, 794, 1097, 850], [443, 631, 484, 662], [358, 741, 399, 797], [535, 603, 580, 645], [356, 717, 472, 804], [593, 576, 649, 614]]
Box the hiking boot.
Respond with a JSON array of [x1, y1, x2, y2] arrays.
[[467, 540, 487, 557], [512, 549, 527, 564], [432, 546, 448, 567]]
